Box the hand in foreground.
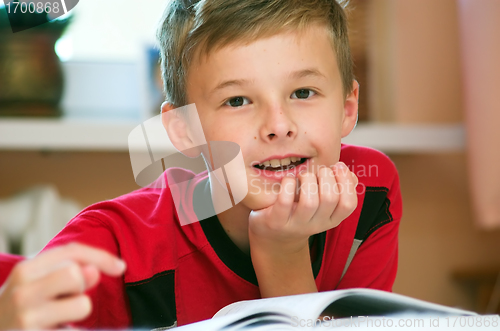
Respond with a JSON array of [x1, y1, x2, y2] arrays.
[[0, 243, 126, 330]]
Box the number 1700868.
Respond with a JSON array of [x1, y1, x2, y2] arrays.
[[445, 315, 499, 328], [5, 1, 61, 14]]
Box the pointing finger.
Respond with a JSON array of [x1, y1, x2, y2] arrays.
[[20, 243, 126, 283]]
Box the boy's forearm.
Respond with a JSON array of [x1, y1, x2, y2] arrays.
[[250, 240, 318, 298]]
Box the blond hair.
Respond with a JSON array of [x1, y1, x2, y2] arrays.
[[156, 0, 353, 108]]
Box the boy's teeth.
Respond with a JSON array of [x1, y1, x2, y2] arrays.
[[270, 159, 281, 167], [280, 157, 291, 166], [257, 157, 304, 168]]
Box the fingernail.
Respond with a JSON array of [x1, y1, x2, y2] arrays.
[[116, 259, 126, 271], [286, 173, 295, 178], [337, 162, 346, 169]]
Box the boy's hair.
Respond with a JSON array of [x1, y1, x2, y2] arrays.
[[156, 0, 354, 108]]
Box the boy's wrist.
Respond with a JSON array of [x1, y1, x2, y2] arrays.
[[250, 239, 317, 297], [248, 229, 310, 257]]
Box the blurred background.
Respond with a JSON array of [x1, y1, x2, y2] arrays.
[[0, 0, 499, 315]]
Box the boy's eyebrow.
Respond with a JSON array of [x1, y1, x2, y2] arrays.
[[210, 68, 326, 96], [211, 79, 253, 96], [288, 68, 327, 81]]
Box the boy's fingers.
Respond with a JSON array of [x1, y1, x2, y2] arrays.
[[330, 163, 358, 227], [310, 167, 339, 230], [269, 176, 297, 226], [292, 172, 319, 226], [81, 264, 101, 290], [27, 294, 92, 330], [20, 243, 126, 282], [13, 261, 86, 309]]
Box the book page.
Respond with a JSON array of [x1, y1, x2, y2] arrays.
[[178, 289, 476, 331], [214, 288, 474, 322], [176, 311, 294, 331], [214, 290, 352, 321], [321, 289, 475, 318]]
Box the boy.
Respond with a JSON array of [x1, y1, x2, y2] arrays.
[[0, 0, 402, 329]]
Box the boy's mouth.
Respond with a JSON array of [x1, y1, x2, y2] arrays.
[[252, 157, 308, 172]]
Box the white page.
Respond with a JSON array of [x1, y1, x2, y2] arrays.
[[214, 290, 352, 320], [214, 288, 474, 321], [328, 288, 475, 316], [175, 311, 296, 331], [178, 289, 476, 331]]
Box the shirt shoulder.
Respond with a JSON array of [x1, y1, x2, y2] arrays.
[[340, 143, 399, 189]]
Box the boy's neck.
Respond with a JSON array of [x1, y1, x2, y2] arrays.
[[208, 171, 251, 254]]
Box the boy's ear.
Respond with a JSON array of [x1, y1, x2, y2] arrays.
[[341, 80, 360, 138], [161, 102, 201, 158]]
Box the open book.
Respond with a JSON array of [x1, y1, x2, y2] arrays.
[[176, 288, 476, 330]]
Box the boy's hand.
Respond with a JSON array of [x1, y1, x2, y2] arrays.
[[249, 162, 358, 252], [248, 162, 358, 297], [0, 243, 126, 330]]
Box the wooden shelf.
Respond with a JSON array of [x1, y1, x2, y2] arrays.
[[0, 118, 465, 153], [0, 117, 139, 151], [342, 123, 465, 153]]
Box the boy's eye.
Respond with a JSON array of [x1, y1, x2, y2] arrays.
[[291, 89, 316, 99], [225, 96, 250, 107]]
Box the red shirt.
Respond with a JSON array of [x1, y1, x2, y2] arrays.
[[41, 144, 402, 329], [0, 253, 24, 286]]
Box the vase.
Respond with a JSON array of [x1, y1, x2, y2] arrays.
[[0, 30, 64, 117]]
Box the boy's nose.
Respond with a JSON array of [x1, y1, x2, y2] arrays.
[[259, 104, 298, 143]]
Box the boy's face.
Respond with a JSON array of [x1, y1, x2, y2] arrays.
[[183, 24, 358, 211]]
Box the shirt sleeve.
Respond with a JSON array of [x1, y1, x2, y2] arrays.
[[0, 253, 24, 286]]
